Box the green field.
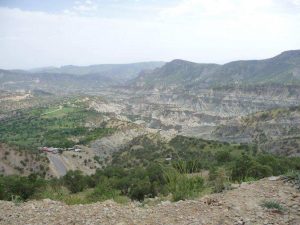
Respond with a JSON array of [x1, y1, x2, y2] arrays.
[[41, 106, 79, 118]]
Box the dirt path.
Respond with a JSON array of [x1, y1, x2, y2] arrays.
[[0, 178, 299, 225], [47, 153, 67, 176]]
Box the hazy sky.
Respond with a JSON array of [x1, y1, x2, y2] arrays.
[[0, 0, 300, 69]]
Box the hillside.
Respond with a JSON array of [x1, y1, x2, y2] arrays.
[[131, 50, 300, 89], [0, 144, 49, 177], [0, 177, 299, 225], [213, 106, 300, 156]]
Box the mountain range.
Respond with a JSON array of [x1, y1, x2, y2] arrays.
[[132, 50, 300, 89], [1, 50, 300, 93], [0, 62, 164, 92]]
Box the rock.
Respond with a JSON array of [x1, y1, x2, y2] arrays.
[[160, 201, 172, 206], [268, 176, 280, 181], [231, 183, 240, 189]]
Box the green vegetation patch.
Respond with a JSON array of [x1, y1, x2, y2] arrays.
[[0, 106, 115, 151], [42, 106, 79, 118], [261, 200, 285, 212]]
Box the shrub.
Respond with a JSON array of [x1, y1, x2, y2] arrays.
[[0, 174, 45, 201], [88, 177, 119, 202], [163, 167, 204, 201], [128, 177, 151, 201], [256, 154, 288, 175], [209, 167, 230, 193], [34, 184, 70, 201], [231, 153, 254, 181], [63, 170, 88, 193], [172, 160, 202, 173], [247, 162, 272, 179], [215, 150, 232, 164]]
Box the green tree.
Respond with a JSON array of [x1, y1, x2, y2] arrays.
[[231, 153, 254, 181], [63, 170, 87, 193]]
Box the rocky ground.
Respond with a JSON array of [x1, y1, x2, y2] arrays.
[[0, 177, 299, 225]]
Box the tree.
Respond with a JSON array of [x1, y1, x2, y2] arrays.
[[215, 150, 232, 164], [231, 153, 254, 181], [129, 177, 151, 201], [63, 170, 87, 193]]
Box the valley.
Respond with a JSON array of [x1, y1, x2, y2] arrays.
[[0, 51, 300, 225], [1, 0, 300, 223], [1, 51, 300, 177]]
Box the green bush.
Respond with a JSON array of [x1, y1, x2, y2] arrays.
[[129, 177, 152, 201], [231, 153, 254, 181], [34, 184, 70, 201], [247, 162, 272, 179], [88, 177, 119, 202], [0, 174, 45, 201], [215, 150, 232, 164], [63, 170, 88, 193], [163, 167, 204, 201]]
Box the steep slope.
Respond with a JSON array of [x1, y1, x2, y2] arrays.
[[0, 144, 50, 177], [131, 50, 300, 88]]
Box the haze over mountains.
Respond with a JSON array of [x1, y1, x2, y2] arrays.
[[29, 62, 165, 80], [1, 50, 300, 93]]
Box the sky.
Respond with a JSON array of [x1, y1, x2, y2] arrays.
[[0, 0, 300, 69]]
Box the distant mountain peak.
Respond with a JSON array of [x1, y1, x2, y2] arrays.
[[169, 59, 193, 64], [275, 50, 300, 60]]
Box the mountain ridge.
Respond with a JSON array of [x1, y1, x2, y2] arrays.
[[131, 50, 300, 88]]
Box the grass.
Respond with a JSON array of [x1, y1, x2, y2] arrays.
[[42, 106, 78, 118], [261, 200, 285, 212], [33, 184, 130, 205], [11, 195, 23, 205]]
